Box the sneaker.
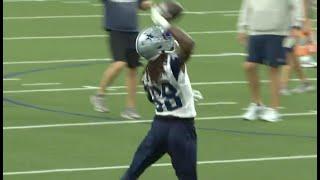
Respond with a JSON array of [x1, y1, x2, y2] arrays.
[[121, 108, 141, 120], [291, 83, 315, 93], [90, 94, 110, 112], [259, 107, 281, 122], [280, 88, 291, 96], [242, 103, 265, 121], [299, 56, 317, 68]]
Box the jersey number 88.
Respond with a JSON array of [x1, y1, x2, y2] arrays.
[[149, 82, 182, 112]]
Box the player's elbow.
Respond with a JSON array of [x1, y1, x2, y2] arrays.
[[139, 1, 152, 10], [185, 40, 195, 54]]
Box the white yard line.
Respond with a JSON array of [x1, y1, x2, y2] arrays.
[[91, 3, 102, 6], [3, 34, 107, 40], [3, 88, 146, 94], [198, 102, 238, 106], [3, 155, 316, 175], [222, 14, 239, 16], [3, 78, 317, 94], [3, 10, 240, 20], [183, 10, 240, 14], [188, 30, 237, 34], [22, 82, 61, 86], [3, 30, 237, 40], [192, 53, 246, 57], [3, 112, 317, 130], [3, 78, 21, 81], [4, 15, 102, 20], [4, 58, 111, 64], [242, 106, 286, 110], [4, 0, 48, 2], [61, 1, 89, 4], [3, 53, 245, 65]]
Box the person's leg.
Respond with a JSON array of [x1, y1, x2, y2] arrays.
[[259, 35, 283, 122], [242, 35, 265, 120], [126, 67, 138, 108], [280, 36, 297, 95], [121, 32, 141, 119], [98, 61, 127, 95], [90, 30, 127, 112], [280, 50, 293, 92], [122, 120, 167, 180], [168, 120, 197, 180], [291, 52, 308, 83], [280, 64, 291, 95], [243, 61, 262, 104], [269, 66, 280, 109]]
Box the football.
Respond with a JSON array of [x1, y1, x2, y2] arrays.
[[156, 1, 184, 21]]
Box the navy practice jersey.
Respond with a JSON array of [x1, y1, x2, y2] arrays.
[[103, 0, 142, 32]]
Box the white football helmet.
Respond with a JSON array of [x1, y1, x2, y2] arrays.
[[136, 26, 176, 61]]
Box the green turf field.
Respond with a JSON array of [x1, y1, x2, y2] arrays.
[[3, 0, 317, 179]]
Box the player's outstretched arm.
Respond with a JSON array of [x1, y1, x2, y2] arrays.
[[139, 0, 153, 10], [168, 26, 195, 62], [151, 6, 194, 63]]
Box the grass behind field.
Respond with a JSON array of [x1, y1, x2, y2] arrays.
[[3, 0, 317, 180]]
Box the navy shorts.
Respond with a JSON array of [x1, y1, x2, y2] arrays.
[[247, 35, 287, 67], [109, 30, 141, 68], [122, 115, 197, 180]]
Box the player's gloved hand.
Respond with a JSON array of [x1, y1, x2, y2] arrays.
[[151, 6, 171, 30], [192, 89, 203, 102]]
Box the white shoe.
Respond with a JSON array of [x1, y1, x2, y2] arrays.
[[299, 56, 317, 68], [280, 88, 291, 96], [242, 103, 265, 121], [259, 107, 281, 122], [121, 108, 141, 120], [90, 95, 110, 113], [291, 83, 315, 93]]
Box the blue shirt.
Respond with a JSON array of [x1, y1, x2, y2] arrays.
[[104, 0, 142, 32]]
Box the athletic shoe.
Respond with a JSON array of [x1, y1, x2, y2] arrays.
[[280, 88, 291, 96], [242, 103, 265, 121], [260, 107, 281, 122], [121, 108, 141, 120], [291, 83, 315, 93], [90, 94, 110, 112], [299, 56, 317, 68]]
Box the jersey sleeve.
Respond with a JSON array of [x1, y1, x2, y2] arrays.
[[170, 55, 183, 81], [144, 85, 154, 103], [142, 73, 154, 103]]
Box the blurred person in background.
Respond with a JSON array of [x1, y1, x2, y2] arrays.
[[90, 0, 152, 119], [280, 0, 317, 95], [237, 0, 304, 122]]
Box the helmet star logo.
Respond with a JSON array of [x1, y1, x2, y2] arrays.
[[146, 33, 154, 40]]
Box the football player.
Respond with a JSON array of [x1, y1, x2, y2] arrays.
[[121, 6, 202, 180]]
